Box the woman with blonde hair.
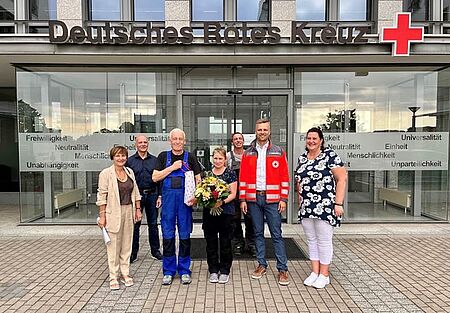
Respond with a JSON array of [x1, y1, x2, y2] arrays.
[[97, 145, 142, 290], [203, 147, 237, 284]]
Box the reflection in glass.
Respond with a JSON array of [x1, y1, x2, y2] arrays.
[[444, 0, 450, 21], [89, 0, 121, 20], [339, 0, 367, 21], [294, 67, 450, 222], [0, 0, 14, 20], [29, 0, 57, 20], [192, 0, 223, 21], [16, 68, 176, 223], [403, 0, 429, 21], [296, 0, 325, 21], [237, 0, 270, 21], [135, 0, 165, 21]]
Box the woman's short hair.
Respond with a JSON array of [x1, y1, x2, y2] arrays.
[[306, 127, 325, 151], [110, 145, 128, 160], [212, 147, 227, 158]]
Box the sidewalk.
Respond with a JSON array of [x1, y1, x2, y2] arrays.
[[1, 204, 450, 312]]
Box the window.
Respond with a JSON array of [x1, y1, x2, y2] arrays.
[[134, 0, 165, 21], [296, 0, 325, 21], [29, 0, 57, 20], [192, 0, 270, 22], [237, 0, 269, 21], [403, 0, 429, 21], [444, 0, 450, 21], [192, 0, 223, 21], [296, 0, 370, 21], [339, 0, 367, 21], [89, 0, 121, 20]]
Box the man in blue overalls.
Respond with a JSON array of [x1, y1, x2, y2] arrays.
[[152, 128, 202, 285]]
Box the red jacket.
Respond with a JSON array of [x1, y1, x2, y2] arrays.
[[239, 140, 289, 203]]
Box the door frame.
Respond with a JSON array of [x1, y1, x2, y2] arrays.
[[177, 88, 296, 223]]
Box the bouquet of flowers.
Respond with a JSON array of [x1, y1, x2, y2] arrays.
[[195, 172, 230, 216]]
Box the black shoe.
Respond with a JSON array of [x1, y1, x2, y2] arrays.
[[130, 256, 138, 264], [151, 251, 163, 261], [234, 245, 243, 256]]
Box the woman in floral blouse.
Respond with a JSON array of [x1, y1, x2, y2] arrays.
[[294, 127, 347, 289]]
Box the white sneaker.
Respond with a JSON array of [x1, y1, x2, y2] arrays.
[[303, 272, 318, 286], [218, 274, 229, 284], [209, 273, 219, 283], [311, 274, 330, 289]]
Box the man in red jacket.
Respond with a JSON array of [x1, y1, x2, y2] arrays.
[[239, 118, 290, 286]]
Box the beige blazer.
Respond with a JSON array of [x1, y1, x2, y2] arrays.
[[96, 165, 142, 233]]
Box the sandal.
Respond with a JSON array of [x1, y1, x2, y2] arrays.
[[110, 279, 120, 290], [120, 275, 134, 287]]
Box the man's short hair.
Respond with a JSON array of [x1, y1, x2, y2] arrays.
[[255, 118, 270, 125], [169, 128, 185, 140], [231, 132, 244, 140], [135, 134, 148, 143]]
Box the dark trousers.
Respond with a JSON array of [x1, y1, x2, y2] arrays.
[[131, 192, 160, 259], [203, 212, 233, 275], [232, 200, 255, 248]]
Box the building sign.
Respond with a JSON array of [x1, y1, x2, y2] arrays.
[[381, 12, 424, 56], [293, 132, 448, 171], [49, 20, 370, 45], [19, 133, 170, 172]]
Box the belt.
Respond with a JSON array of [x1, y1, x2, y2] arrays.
[[141, 188, 157, 194], [256, 190, 266, 196]]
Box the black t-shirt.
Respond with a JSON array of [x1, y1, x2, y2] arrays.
[[156, 150, 202, 176]]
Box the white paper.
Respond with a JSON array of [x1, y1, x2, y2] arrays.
[[102, 227, 111, 245], [97, 217, 111, 245]]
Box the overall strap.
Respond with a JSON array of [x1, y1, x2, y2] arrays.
[[181, 151, 190, 171], [166, 150, 172, 167]]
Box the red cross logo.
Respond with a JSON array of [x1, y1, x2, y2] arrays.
[[381, 12, 424, 56]]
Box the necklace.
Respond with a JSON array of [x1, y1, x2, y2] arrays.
[[115, 169, 127, 182], [307, 150, 321, 160]]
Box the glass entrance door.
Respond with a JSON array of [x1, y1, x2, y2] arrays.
[[181, 91, 289, 220]]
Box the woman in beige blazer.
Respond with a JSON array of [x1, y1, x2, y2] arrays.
[[97, 146, 142, 290]]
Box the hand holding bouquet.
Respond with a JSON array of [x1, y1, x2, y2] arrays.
[[194, 173, 230, 216]]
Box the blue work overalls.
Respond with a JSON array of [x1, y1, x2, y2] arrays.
[[161, 151, 193, 276]]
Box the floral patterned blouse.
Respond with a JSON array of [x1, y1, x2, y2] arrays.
[[294, 148, 344, 227]]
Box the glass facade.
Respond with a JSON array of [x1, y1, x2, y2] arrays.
[[15, 66, 450, 223], [294, 66, 450, 222], [16, 68, 176, 223]]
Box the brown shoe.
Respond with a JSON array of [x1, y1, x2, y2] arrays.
[[251, 265, 267, 279], [278, 271, 289, 286]]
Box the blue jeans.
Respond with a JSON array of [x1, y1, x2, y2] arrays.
[[248, 194, 288, 272], [131, 192, 160, 258]]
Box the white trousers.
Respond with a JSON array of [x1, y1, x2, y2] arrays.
[[301, 218, 334, 265]]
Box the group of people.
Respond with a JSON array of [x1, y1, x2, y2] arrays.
[[96, 120, 347, 291]]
